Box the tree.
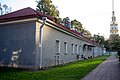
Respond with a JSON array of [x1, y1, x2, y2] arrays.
[[55, 17, 62, 24], [104, 35, 120, 51], [70, 19, 92, 38], [0, 3, 11, 15], [0, 3, 3, 15], [36, 0, 59, 18], [93, 34, 105, 45], [71, 19, 84, 32], [3, 4, 8, 12], [62, 17, 71, 28], [83, 30, 92, 38], [112, 39, 120, 51]]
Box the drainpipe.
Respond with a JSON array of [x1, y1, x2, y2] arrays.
[[93, 42, 94, 57], [39, 17, 47, 69], [93, 36, 95, 57]]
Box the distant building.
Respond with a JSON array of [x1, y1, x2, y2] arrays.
[[0, 7, 104, 69], [109, 0, 119, 40]]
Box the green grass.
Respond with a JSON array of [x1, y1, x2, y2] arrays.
[[0, 55, 109, 80]]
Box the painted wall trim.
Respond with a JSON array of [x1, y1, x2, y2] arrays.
[[0, 18, 38, 25]]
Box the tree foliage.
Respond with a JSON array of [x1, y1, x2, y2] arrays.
[[71, 19, 84, 32], [71, 19, 92, 38], [112, 38, 120, 51], [62, 17, 71, 28], [105, 36, 120, 51], [83, 30, 92, 38], [0, 3, 11, 15], [93, 34, 105, 45], [36, 0, 59, 18]]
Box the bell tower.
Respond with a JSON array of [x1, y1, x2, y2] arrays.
[[109, 0, 119, 40]]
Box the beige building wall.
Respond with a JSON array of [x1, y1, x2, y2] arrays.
[[36, 21, 103, 67]]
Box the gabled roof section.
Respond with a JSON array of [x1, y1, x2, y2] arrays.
[[0, 7, 54, 22], [0, 7, 37, 22]]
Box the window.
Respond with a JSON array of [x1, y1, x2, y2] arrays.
[[89, 47, 92, 51], [64, 42, 67, 54], [79, 45, 81, 54], [83, 46, 85, 52], [75, 44, 78, 54], [71, 44, 74, 54], [56, 40, 60, 54]]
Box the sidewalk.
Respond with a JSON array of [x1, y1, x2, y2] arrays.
[[81, 54, 120, 80]]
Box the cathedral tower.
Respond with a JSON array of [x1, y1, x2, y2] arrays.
[[109, 0, 119, 40]]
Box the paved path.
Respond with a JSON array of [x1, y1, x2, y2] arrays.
[[81, 54, 120, 80]]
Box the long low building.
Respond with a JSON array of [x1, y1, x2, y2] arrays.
[[0, 7, 104, 69]]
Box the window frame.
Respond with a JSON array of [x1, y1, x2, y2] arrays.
[[71, 44, 74, 55], [56, 40, 60, 54], [75, 44, 78, 54], [64, 42, 68, 55], [79, 45, 81, 54]]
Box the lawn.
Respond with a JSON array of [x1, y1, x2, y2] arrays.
[[0, 55, 109, 80]]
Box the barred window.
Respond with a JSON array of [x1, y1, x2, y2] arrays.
[[71, 44, 74, 54], [79, 45, 81, 54], [75, 44, 78, 54], [64, 42, 67, 54], [56, 40, 60, 53]]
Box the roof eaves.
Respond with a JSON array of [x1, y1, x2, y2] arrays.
[[0, 14, 38, 23]]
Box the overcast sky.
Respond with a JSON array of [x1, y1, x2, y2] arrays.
[[1, 0, 120, 39]]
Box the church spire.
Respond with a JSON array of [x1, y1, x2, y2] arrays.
[[112, 0, 114, 13], [110, 0, 118, 35], [109, 0, 119, 40], [112, 0, 116, 22]]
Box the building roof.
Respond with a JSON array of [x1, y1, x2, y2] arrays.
[[0, 7, 54, 23], [0, 7, 100, 46]]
